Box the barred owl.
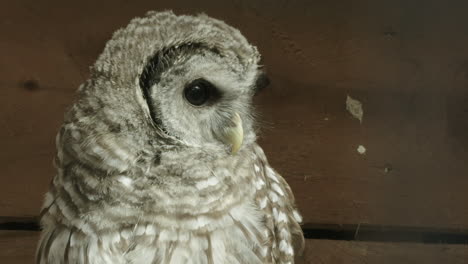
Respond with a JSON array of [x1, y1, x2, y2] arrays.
[[36, 11, 304, 264]]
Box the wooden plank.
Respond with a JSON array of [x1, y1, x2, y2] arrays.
[[1, 0, 468, 228], [251, 0, 468, 227], [299, 239, 468, 264], [1, 231, 467, 264], [0, 231, 38, 264]]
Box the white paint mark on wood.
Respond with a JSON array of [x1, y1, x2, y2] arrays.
[[357, 145, 366, 155], [346, 95, 363, 123]]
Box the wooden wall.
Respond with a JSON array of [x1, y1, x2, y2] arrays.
[[1, 0, 468, 262]]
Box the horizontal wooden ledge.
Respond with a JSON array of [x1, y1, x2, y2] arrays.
[[2, 217, 468, 245], [1, 231, 468, 264], [300, 239, 468, 264], [301, 223, 468, 244]]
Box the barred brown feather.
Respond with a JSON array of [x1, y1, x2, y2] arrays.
[[37, 10, 304, 264]]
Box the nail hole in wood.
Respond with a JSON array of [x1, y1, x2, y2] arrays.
[[21, 79, 40, 91]]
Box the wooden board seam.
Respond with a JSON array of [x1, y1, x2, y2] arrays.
[[1, 217, 468, 245]]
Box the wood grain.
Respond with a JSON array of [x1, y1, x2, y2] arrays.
[[1, 231, 467, 264], [299, 239, 468, 264], [0, 231, 38, 264], [1, 0, 468, 228]]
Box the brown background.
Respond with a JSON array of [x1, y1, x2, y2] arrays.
[[1, 0, 468, 263]]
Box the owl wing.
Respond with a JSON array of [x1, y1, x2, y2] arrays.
[[251, 144, 305, 263]]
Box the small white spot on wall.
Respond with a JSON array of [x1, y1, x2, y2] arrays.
[[357, 145, 366, 155], [346, 95, 364, 123]]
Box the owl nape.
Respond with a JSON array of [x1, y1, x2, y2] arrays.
[[37, 11, 304, 264]]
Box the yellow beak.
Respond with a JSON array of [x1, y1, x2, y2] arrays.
[[223, 113, 244, 154]]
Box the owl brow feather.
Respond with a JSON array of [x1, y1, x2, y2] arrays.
[[138, 42, 220, 127]]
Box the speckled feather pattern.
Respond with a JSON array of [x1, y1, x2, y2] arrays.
[[37, 11, 304, 264]]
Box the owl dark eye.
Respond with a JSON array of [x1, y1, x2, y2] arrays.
[[184, 79, 217, 106]]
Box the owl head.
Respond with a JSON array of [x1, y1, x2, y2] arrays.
[[61, 11, 266, 172]]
